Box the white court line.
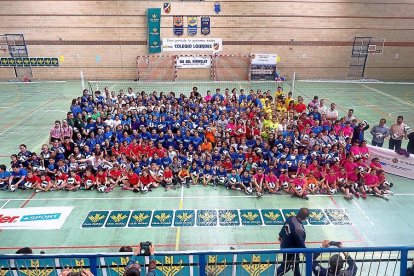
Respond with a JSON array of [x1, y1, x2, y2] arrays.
[[360, 84, 414, 108], [0, 193, 413, 201], [0, 200, 10, 209], [352, 199, 375, 226]]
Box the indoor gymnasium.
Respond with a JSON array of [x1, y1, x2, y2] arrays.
[[0, 1, 414, 275]]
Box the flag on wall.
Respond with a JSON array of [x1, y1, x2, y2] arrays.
[[163, 3, 171, 13], [147, 8, 161, 53], [187, 16, 198, 36], [173, 16, 184, 36], [201, 16, 210, 35]]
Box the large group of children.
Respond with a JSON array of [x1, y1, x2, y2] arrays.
[[0, 86, 395, 200]]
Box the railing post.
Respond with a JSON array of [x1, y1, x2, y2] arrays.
[[199, 253, 206, 276], [400, 249, 408, 276], [89, 256, 98, 276], [305, 252, 313, 276]]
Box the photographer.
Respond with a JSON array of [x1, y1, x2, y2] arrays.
[[123, 243, 157, 276], [312, 240, 357, 276]]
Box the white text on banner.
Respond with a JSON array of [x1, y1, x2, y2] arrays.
[[0, 207, 73, 230]]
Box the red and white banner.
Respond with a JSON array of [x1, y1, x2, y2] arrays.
[[0, 207, 73, 230], [368, 145, 414, 180]]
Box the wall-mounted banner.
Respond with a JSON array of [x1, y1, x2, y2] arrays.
[[163, 2, 171, 13], [201, 16, 210, 35], [0, 57, 59, 67], [173, 16, 184, 36], [162, 38, 222, 52], [0, 207, 73, 230], [187, 16, 198, 36], [176, 56, 211, 69], [147, 8, 162, 54], [251, 53, 278, 65], [368, 145, 414, 180]]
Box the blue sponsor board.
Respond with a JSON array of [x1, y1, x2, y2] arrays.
[[174, 210, 195, 227], [105, 211, 131, 228], [308, 209, 330, 225], [218, 209, 240, 226], [261, 209, 285, 225], [82, 211, 109, 228], [151, 210, 173, 227], [240, 209, 263, 226], [21, 213, 61, 222], [197, 210, 217, 226], [282, 209, 308, 225], [324, 209, 352, 225], [128, 210, 152, 227]]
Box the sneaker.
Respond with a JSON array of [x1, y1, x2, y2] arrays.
[[302, 195, 309, 200], [355, 192, 360, 198], [257, 192, 262, 197], [386, 190, 394, 195], [276, 191, 282, 195], [35, 189, 41, 193], [186, 183, 190, 188], [121, 186, 129, 190], [362, 193, 367, 199]]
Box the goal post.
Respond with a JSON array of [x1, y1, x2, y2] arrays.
[[136, 54, 252, 81]]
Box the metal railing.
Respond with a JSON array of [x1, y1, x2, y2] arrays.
[[1, 246, 413, 276]]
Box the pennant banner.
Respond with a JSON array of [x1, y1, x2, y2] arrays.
[[201, 16, 210, 35], [147, 8, 162, 53], [173, 16, 184, 36], [187, 16, 198, 36], [163, 2, 171, 13]]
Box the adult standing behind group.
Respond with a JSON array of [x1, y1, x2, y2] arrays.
[[389, 116, 408, 151], [370, 118, 390, 147]]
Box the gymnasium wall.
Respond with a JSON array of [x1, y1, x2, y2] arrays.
[[0, 0, 414, 81]]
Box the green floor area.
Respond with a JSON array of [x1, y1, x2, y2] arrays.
[[0, 80, 414, 255]]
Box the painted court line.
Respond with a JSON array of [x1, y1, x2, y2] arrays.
[[0, 200, 10, 209], [360, 84, 414, 108], [1, 193, 412, 202], [352, 199, 375, 226], [175, 186, 184, 251]]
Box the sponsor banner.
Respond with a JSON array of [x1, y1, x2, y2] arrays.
[[174, 210, 195, 226], [187, 16, 198, 36], [201, 16, 210, 35], [105, 211, 130, 227], [147, 8, 162, 54], [176, 56, 211, 69], [251, 53, 278, 65], [151, 210, 173, 227], [368, 145, 414, 180], [82, 210, 109, 228], [308, 209, 330, 225], [173, 16, 184, 36], [162, 38, 222, 52], [218, 209, 240, 226], [240, 209, 262, 225], [0, 207, 73, 230], [197, 210, 217, 226], [0, 57, 59, 67], [324, 209, 352, 225], [128, 210, 152, 227], [236, 253, 276, 275], [80, 208, 351, 228], [260, 209, 284, 225]]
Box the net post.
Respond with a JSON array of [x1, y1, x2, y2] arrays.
[[400, 248, 408, 275], [199, 253, 206, 276], [89, 256, 98, 276], [291, 71, 296, 93], [80, 71, 85, 90]]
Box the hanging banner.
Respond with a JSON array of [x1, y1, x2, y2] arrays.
[[251, 53, 278, 65], [367, 145, 414, 180], [0, 207, 73, 230], [173, 16, 184, 36], [187, 16, 198, 36], [176, 56, 211, 69], [0, 57, 59, 67], [147, 8, 162, 54], [201, 16, 210, 35], [162, 38, 222, 52], [163, 2, 171, 14]]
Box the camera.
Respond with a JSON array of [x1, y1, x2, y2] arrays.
[[329, 241, 342, 247], [139, 241, 152, 256]]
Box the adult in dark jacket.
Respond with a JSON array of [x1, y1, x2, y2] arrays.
[[352, 122, 369, 145]]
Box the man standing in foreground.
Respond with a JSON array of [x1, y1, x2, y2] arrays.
[[276, 207, 310, 276]]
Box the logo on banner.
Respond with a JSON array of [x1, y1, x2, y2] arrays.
[[163, 2, 171, 13], [105, 211, 130, 227], [218, 210, 240, 226], [174, 210, 195, 226], [151, 210, 173, 227], [187, 16, 198, 36], [214, 2, 221, 14], [240, 209, 262, 225], [128, 211, 152, 227], [82, 211, 109, 228], [201, 16, 210, 35], [173, 16, 184, 36]]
